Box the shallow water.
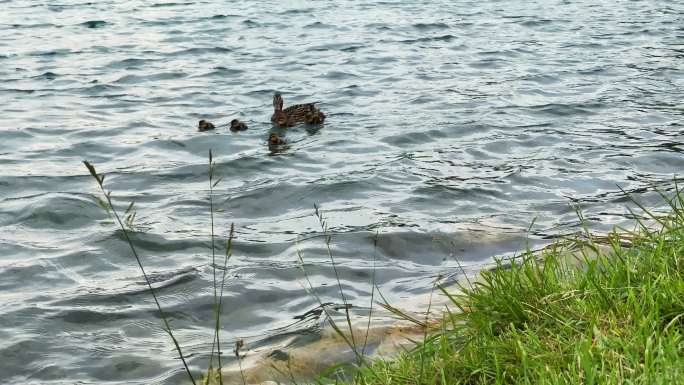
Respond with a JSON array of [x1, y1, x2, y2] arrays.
[[1, 0, 683, 383]]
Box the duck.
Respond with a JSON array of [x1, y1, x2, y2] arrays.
[[198, 119, 216, 132], [305, 109, 326, 125], [268, 133, 286, 146], [230, 119, 248, 132], [271, 92, 325, 127]]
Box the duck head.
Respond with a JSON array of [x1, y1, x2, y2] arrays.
[[273, 92, 284, 112], [271, 93, 290, 127]]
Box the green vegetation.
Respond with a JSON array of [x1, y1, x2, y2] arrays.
[[85, 155, 684, 385], [341, 194, 684, 384], [85, 153, 235, 385]]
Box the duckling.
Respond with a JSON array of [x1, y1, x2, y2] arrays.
[[271, 92, 322, 128], [305, 109, 326, 125], [230, 119, 248, 132], [198, 119, 215, 132], [268, 133, 286, 146]]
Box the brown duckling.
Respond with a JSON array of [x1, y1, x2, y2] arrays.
[[198, 119, 215, 132], [305, 109, 326, 125], [271, 92, 321, 128], [230, 119, 248, 132], [268, 133, 286, 146]]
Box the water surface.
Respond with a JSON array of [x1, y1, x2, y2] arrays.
[[1, 0, 683, 383]]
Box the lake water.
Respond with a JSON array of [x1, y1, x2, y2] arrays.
[[1, 0, 682, 383]]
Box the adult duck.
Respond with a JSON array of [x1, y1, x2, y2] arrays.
[[271, 92, 325, 127]]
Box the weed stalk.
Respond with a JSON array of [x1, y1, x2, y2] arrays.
[[83, 160, 197, 385]]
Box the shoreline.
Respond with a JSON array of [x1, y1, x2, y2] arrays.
[[202, 228, 640, 384], [335, 203, 684, 384], [202, 204, 683, 385]]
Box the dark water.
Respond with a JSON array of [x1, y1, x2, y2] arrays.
[[1, 0, 683, 383]]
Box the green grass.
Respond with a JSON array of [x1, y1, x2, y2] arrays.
[[85, 152, 684, 384], [342, 196, 684, 385]]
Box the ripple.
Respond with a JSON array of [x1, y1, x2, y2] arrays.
[[304, 21, 333, 29], [525, 103, 600, 117], [79, 83, 125, 95], [32, 71, 60, 80], [80, 20, 107, 29], [151, 2, 193, 7], [242, 19, 261, 27], [29, 49, 72, 57], [1, 193, 104, 230], [106, 57, 154, 69], [8, 22, 60, 29], [199, 66, 244, 78], [168, 46, 232, 56], [1, 1, 683, 383], [52, 309, 132, 324], [114, 72, 187, 84], [209, 14, 238, 20], [398, 34, 456, 43], [412, 22, 449, 30]]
